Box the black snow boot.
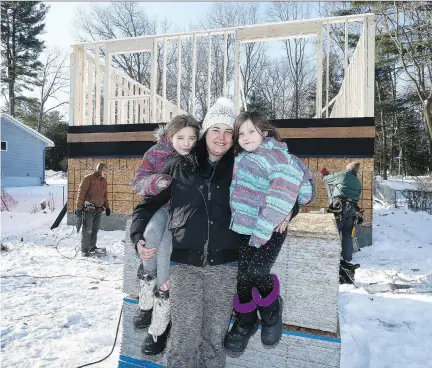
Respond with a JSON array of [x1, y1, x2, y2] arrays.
[[339, 260, 360, 284], [141, 321, 171, 356], [258, 296, 283, 347], [252, 274, 283, 347], [133, 308, 153, 329], [224, 297, 258, 356]]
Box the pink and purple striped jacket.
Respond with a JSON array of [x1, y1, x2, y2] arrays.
[[131, 127, 176, 196]]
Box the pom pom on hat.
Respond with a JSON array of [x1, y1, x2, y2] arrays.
[[201, 97, 236, 136]]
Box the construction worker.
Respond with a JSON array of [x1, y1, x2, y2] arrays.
[[75, 162, 111, 257], [321, 161, 362, 262]]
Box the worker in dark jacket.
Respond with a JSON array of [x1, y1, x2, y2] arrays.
[[75, 162, 111, 256], [130, 98, 241, 367], [321, 161, 362, 262]]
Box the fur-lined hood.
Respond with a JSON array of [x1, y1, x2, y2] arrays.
[[153, 125, 173, 151]]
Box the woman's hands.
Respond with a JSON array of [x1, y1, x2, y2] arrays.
[[136, 239, 157, 261]]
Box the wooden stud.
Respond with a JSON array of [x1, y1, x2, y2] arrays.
[[316, 31, 323, 118], [344, 20, 348, 117], [87, 55, 94, 125], [177, 36, 182, 114], [162, 38, 167, 121], [223, 32, 228, 97], [234, 37, 241, 114], [191, 34, 197, 116], [366, 17, 375, 117], [94, 44, 101, 125], [69, 50, 76, 126], [151, 39, 158, 123], [207, 33, 212, 112], [103, 52, 112, 124], [325, 23, 330, 118]]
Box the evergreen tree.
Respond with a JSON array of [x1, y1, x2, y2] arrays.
[[247, 90, 274, 118], [1, 1, 49, 116], [43, 111, 68, 171]]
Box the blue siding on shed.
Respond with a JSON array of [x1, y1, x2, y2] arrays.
[[1, 116, 47, 187]]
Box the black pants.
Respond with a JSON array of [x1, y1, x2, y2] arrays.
[[334, 199, 357, 262], [237, 232, 286, 303]]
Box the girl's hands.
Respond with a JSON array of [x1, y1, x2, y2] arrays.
[[275, 212, 293, 233], [136, 239, 157, 261]]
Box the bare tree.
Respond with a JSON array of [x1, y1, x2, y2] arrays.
[[257, 59, 290, 119], [380, 2, 432, 143], [74, 2, 160, 87], [36, 48, 69, 132], [199, 2, 267, 107], [266, 2, 313, 118]]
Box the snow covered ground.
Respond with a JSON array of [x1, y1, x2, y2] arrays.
[[376, 175, 431, 191], [1, 173, 431, 367]]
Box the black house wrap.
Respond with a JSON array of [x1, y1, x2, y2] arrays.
[[68, 118, 375, 158]]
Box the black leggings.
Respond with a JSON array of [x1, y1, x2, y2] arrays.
[[237, 232, 286, 304]]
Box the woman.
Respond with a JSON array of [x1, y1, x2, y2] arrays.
[[130, 98, 241, 368]]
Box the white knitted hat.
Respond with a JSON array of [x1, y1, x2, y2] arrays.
[[201, 97, 236, 136]]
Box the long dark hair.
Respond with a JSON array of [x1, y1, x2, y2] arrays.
[[233, 110, 281, 153]]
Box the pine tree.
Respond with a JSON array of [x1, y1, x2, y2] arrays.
[[1, 1, 49, 116], [247, 90, 274, 118], [43, 111, 68, 171]]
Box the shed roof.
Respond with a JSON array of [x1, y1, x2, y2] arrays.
[[1, 113, 55, 147]]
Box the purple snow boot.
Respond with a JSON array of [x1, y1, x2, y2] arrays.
[[253, 274, 283, 348], [223, 296, 259, 356]]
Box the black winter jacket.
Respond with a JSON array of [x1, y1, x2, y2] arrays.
[[130, 141, 240, 267]]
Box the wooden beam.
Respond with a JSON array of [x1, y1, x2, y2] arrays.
[[103, 52, 112, 124], [69, 50, 76, 126], [325, 24, 330, 118], [207, 33, 212, 112], [177, 36, 182, 114], [94, 44, 101, 125], [76, 47, 85, 126], [366, 17, 376, 117], [191, 34, 197, 116], [278, 126, 376, 139], [151, 39, 158, 123], [87, 56, 94, 124], [105, 38, 153, 55], [236, 22, 321, 43], [162, 38, 167, 121], [316, 32, 323, 118], [234, 37, 241, 114], [67, 131, 155, 143], [223, 32, 228, 97]]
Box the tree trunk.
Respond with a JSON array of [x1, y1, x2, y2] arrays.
[[8, 79, 15, 117], [424, 97, 432, 158], [9, 11, 17, 116], [37, 107, 44, 133]]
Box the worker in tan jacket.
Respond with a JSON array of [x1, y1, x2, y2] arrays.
[[75, 162, 111, 256]]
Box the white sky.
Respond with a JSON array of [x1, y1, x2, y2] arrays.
[[42, 2, 217, 51]]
